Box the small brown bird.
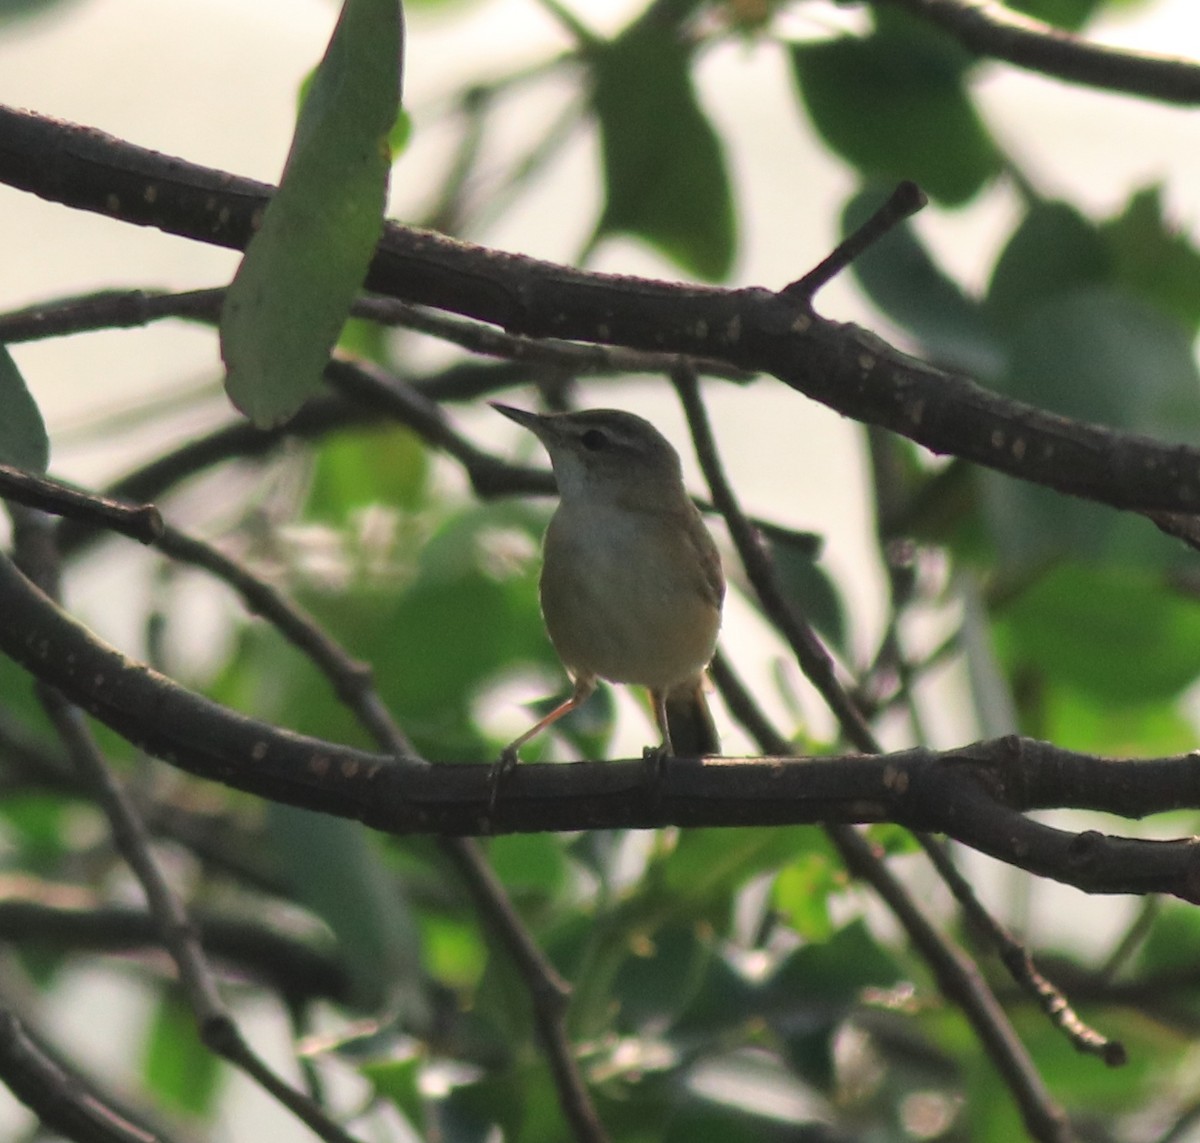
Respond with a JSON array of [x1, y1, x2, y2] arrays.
[[494, 404, 724, 765]]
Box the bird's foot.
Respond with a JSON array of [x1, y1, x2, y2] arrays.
[[641, 743, 671, 795], [487, 747, 520, 818]]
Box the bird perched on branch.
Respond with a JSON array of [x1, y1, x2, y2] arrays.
[[493, 403, 724, 771]]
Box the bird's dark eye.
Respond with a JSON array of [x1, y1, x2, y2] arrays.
[[580, 428, 609, 451]]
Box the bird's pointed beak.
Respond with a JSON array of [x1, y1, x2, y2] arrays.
[[490, 402, 541, 430]]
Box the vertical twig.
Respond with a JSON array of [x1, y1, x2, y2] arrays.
[[677, 379, 1076, 1143], [151, 522, 606, 1143], [9, 506, 364, 1143]]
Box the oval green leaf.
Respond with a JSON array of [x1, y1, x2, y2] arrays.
[[221, 0, 403, 427], [996, 563, 1200, 704], [590, 17, 736, 280], [790, 10, 1000, 206], [982, 286, 1200, 570]]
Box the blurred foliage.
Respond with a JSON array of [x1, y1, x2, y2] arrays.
[[589, 11, 736, 279], [791, 9, 1001, 206], [0, 0, 81, 24], [1, 0, 1200, 1141]]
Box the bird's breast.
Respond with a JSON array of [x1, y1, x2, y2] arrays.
[[539, 502, 722, 688]]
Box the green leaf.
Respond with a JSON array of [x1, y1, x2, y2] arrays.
[[1137, 903, 1200, 977], [0, 344, 49, 472], [0, 653, 54, 740], [438, 1069, 533, 1143], [1040, 682, 1197, 756], [771, 853, 838, 943], [221, 0, 403, 426], [0, 0, 81, 26], [790, 10, 1000, 205], [485, 832, 568, 900], [296, 64, 412, 161], [960, 1043, 1026, 1143], [995, 563, 1200, 705], [590, 16, 736, 280], [766, 919, 903, 1089], [142, 990, 223, 1117], [0, 795, 75, 880], [985, 201, 1111, 331], [981, 287, 1200, 569], [611, 923, 714, 1031], [843, 186, 1001, 378], [267, 805, 425, 1013], [766, 531, 848, 655], [663, 1097, 812, 1143], [306, 426, 429, 518], [660, 827, 823, 921], [360, 1050, 424, 1126], [672, 950, 758, 1040], [982, 208, 1198, 574], [419, 913, 488, 988], [769, 917, 904, 1006], [1001, 286, 1200, 440], [1102, 185, 1200, 330]]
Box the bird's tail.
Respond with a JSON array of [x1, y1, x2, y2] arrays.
[[662, 677, 720, 757]]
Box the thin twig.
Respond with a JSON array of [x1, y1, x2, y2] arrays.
[[10, 507, 364, 1143], [922, 836, 1124, 1065], [861, 404, 1121, 1064], [0, 285, 752, 382], [0, 1007, 167, 1143], [0, 464, 163, 544], [0, 895, 351, 1006], [1096, 896, 1160, 984], [782, 180, 927, 301], [708, 653, 1075, 1143], [887, 0, 1200, 105], [673, 364, 877, 752], [679, 378, 1076, 1141], [36, 689, 363, 1143], [149, 518, 605, 1142]]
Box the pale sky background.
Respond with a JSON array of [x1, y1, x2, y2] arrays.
[[1, 0, 1199, 1137]]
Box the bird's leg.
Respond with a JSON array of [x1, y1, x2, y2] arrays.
[[642, 688, 675, 788], [489, 674, 596, 811]]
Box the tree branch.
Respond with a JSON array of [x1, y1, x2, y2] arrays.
[[2, 541, 1199, 898], [4, 105, 1200, 515], [884, 0, 1200, 105], [708, 652, 1073, 1142], [151, 517, 605, 1142], [0, 465, 162, 544], [0, 895, 351, 1007], [0, 1007, 168, 1143], [13, 509, 364, 1143]]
